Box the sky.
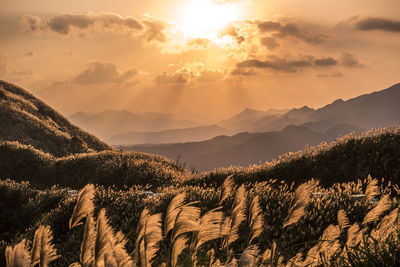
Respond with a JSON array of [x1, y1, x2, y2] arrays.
[[1, 0, 400, 122]]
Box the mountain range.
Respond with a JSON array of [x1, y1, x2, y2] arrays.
[[69, 110, 200, 141], [120, 83, 400, 170]]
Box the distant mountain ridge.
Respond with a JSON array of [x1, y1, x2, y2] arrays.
[[108, 125, 234, 145], [219, 83, 400, 134], [0, 80, 111, 157], [70, 109, 201, 140], [122, 124, 364, 170]]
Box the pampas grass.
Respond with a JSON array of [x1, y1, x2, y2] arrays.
[[6, 239, 31, 267], [283, 180, 317, 228], [69, 184, 95, 229], [32, 225, 59, 267], [338, 210, 350, 231], [248, 196, 263, 245], [363, 194, 392, 225]]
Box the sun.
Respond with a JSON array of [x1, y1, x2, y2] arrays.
[[178, 0, 241, 38]]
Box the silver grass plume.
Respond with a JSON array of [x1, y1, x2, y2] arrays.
[[283, 180, 317, 228], [238, 245, 259, 267], [220, 175, 234, 205], [112, 231, 133, 267], [337, 210, 350, 231], [346, 224, 360, 248], [134, 209, 150, 265], [248, 196, 263, 245], [364, 177, 380, 205], [259, 241, 276, 265], [6, 239, 31, 267], [225, 185, 247, 246], [80, 215, 95, 267], [171, 205, 201, 242], [371, 207, 399, 241], [171, 235, 189, 267], [141, 213, 163, 267], [164, 193, 186, 236], [94, 209, 114, 266], [194, 207, 224, 251], [31, 225, 59, 267], [69, 184, 95, 229], [362, 194, 392, 225]]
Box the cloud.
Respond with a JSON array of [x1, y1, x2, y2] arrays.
[[142, 18, 169, 42], [236, 56, 313, 72], [21, 13, 169, 42], [221, 24, 245, 44], [186, 38, 210, 48], [155, 72, 188, 85], [254, 20, 328, 44], [340, 52, 364, 68], [230, 68, 257, 76], [355, 17, 400, 33], [260, 36, 279, 49], [314, 57, 338, 66], [0, 55, 7, 76], [197, 69, 225, 83], [236, 52, 363, 73], [24, 51, 34, 57], [21, 15, 45, 32], [73, 62, 137, 84]]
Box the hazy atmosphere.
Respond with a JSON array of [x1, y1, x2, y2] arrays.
[[1, 0, 400, 121], [3, 1, 400, 266]]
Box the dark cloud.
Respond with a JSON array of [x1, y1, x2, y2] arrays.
[[255, 20, 328, 44], [155, 72, 188, 85], [260, 37, 279, 50], [73, 62, 137, 85], [236, 56, 312, 72], [24, 51, 34, 57], [355, 17, 400, 32], [340, 52, 364, 68], [0, 56, 7, 76], [314, 57, 338, 66], [230, 68, 257, 76], [21, 13, 174, 43]]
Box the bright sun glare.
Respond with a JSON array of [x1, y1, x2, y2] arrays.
[[179, 0, 241, 37]]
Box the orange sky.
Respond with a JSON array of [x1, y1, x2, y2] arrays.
[[1, 0, 400, 122]]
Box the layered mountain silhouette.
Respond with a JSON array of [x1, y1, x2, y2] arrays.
[[122, 83, 400, 170], [122, 124, 364, 170], [70, 110, 200, 141], [0, 80, 111, 157], [108, 125, 233, 145]]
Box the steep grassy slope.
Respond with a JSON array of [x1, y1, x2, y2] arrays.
[[0, 80, 111, 157]]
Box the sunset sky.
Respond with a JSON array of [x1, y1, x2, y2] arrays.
[[1, 0, 400, 122]]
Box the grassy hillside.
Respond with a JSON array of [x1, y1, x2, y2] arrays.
[[0, 141, 188, 189], [0, 80, 111, 157], [185, 127, 400, 187]]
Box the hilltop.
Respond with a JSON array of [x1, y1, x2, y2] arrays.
[[0, 80, 111, 157], [0, 81, 189, 188]]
